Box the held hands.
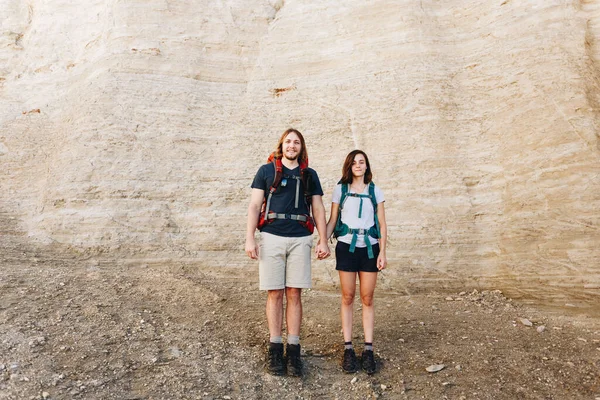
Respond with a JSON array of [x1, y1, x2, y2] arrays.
[[315, 241, 331, 260], [377, 252, 387, 270], [245, 237, 259, 260]]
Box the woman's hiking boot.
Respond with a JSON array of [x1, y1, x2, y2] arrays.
[[265, 343, 285, 376], [361, 350, 376, 374], [286, 344, 303, 377], [342, 348, 358, 373]]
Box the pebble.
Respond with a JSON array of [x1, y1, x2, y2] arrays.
[[381, 384, 387, 390], [426, 364, 445, 373], [537, 326, 546, 333], [519, 318, 533, 327], [351, 377, 358, 384], [42, 392, 50, 399], [169, 347, 181, 358], [445, 297, 454, 301]]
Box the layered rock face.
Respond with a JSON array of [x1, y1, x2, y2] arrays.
[[1, 0, 599, 307]]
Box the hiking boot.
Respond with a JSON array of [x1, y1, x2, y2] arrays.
[[341, 348, 358, 373], [361, 350, 376, 374], [265, 343, 285, 376], [286, 343, 303, 377]]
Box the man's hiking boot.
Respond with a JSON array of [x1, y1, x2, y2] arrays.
[[266, 343, 285, 376], [361, 350, 376, 374], [286, 344, 303, 377], [341, 348, 358, 373]]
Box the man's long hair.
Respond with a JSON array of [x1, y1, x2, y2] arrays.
[[273, 128, 308, 165], [340, 150, 372, 184]]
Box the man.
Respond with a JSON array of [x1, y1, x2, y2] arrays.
[[245, 128, 330, 376]]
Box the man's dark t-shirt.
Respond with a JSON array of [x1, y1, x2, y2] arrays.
[[251, 163, 324, 238]]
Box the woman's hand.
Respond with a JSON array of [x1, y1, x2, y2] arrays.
[[376, 252, 387, 270]]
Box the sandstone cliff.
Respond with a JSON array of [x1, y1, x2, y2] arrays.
[[1, 0, 599, 308]]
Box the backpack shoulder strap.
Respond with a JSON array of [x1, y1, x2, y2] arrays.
[[339, 182, 349, 210], [369, 182, 381, 237], [368, 182, 377, 211], [269, 157, 283, 192]]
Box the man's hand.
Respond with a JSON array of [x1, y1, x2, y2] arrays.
[[245, 237, 259, 260], [315, 241, 330, 260]]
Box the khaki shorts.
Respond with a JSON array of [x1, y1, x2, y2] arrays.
[[259, 232, 313, 290]]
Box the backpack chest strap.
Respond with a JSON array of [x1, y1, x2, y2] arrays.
[[344, 192, 372, 218]]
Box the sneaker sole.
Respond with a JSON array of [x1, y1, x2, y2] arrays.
[[266, 367, 286, 376], [362, 363, 376, 374]]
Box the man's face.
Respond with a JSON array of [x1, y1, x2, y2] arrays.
[[282, 132, 302, 161]]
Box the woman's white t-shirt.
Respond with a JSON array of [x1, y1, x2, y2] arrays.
[[332, 183, 384, 248]]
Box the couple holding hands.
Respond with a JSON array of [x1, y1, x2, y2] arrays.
[[245, 128, 387, 376]]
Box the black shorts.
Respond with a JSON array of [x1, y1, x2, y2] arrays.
[[335, 241, 380, 273]]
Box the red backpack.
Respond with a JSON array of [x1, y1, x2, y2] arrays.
[[257, 153, 315, 233]]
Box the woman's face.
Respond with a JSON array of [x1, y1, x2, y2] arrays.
[[351, 153, 367, 179]]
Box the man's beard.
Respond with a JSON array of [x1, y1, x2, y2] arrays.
[[284, 152, 299, 161]]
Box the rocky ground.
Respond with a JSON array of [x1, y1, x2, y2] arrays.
[[1, 260, 599, 400]]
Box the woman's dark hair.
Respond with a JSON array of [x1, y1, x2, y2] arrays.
[[340, 150, 372, 184]]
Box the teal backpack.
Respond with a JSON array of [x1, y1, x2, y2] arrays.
[[333, 182, 380, 259]]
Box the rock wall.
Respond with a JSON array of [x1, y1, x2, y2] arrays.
[[1, 0, 599, 308]]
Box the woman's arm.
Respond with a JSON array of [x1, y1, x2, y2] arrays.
[[326, 202, 340, 240], [376, 202, 387, 270]]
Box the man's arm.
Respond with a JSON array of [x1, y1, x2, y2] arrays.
[[245, 188, 265, 259], [311, 195, 330, 259]]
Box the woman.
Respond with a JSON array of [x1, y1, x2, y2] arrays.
[[326, 149, 387, 374]]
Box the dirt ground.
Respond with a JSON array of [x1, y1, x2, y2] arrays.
[[1, 259, 599, 400]]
